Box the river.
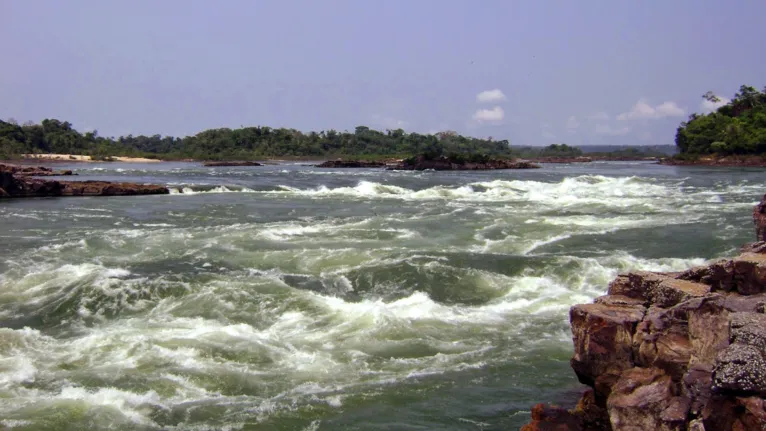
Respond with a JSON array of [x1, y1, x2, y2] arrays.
[[0, 161, 762, 430]]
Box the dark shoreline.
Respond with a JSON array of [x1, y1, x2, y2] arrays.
[[659, 156, 766, 167], [0, 163, 169, 198]]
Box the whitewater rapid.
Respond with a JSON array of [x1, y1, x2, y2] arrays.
[[0, 162, 762, 429]]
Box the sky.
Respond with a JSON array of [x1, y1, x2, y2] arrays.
[[1, 0, 765, 146]]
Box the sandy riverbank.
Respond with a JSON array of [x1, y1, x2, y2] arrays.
[[21, 154, 162, 163]]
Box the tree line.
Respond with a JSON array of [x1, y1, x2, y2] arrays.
[[0, 120, 516, 160], [675, 85, 766, 156]]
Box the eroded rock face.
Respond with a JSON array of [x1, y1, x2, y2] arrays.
[[524, 193, 766, 430]]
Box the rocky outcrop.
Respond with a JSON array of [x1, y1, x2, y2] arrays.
[[526, 157, 593, 164], [0, 163, 74, 176], [0, 164, 168, 198], [202, 161, 262, 167], [524, 194, 766, 430], [388, 155, 540, 171], [755, 194, 766, 242], [315, 160, 386, 168]]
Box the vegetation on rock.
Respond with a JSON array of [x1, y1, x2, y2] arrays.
[[675, 85, 766, 156]]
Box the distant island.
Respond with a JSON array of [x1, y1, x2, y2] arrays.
[[666, 85, 766, 165], [0, 121, 514, 161], [1, 119, 675, 163]]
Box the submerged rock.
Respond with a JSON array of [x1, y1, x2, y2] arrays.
[[388, 155, 540, 171], [524, 193, 766, 430], [315, 160, 386, 168], [0, 164, 168, 198], [202, 161, 262, 167], [0, 163, 74, 176]]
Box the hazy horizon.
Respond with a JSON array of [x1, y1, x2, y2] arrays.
[[2, 0, 765, 146]]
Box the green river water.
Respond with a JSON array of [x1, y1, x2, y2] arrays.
[[0, 161, 763, 430]]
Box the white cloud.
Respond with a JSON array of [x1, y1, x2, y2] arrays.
[[472, 106, 504, 123], [586, 112, 610, 121], [370, 114, 409, 129], [617, 99, 685, 120], [566, 116, 580, 133], [476, 89, 507, 103], [594, 124, 631, 136], [700, 95, 730, 113]]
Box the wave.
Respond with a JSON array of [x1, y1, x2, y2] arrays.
[[169, 185, 256, 195], [0, 246, 709, 427]]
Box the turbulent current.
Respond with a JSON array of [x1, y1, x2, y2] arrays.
[[0, 161, 763, 430]]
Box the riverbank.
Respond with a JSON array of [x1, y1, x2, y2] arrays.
[[524, 195, 766, 430], [20, 153, 162, 163], [659, 155, 766, 167]]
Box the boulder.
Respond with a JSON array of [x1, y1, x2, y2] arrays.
[[521, 404, 584, 431], [713, 344, 766, 396], [732, 253, 766, 295], [570, 303, 645, 387]]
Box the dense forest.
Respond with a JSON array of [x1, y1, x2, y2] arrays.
[[1, 118, 677, 161], [675, 85, 766, 156], [0, 120, 515, 160]]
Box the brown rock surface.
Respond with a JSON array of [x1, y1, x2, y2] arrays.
[[0, 164, 168, 198], [524, 193, 766, 430], [756, 195, 766, 242]]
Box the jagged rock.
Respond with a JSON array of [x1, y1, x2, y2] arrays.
[[606, 367, 686, 431], [594, 295, 645, 307], [701, 396, 766, 430], [732, 253, 766, 295], [713, 344, 766, 396], [722, 292, 766, 313], [755, 194, 766, 242], [649, 278, 710, 308], [524, 194, 766, 430], [570, 303, 645, 387], [521, 404, 583, 431], [632, 306, 693, 380], [730, 312, 766, 351], [679, 259, 736, 292], [683, 364, 714, 416], [741, 242, 766, 254]]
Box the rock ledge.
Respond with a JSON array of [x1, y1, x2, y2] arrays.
[[523, 193, 766, 430]]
